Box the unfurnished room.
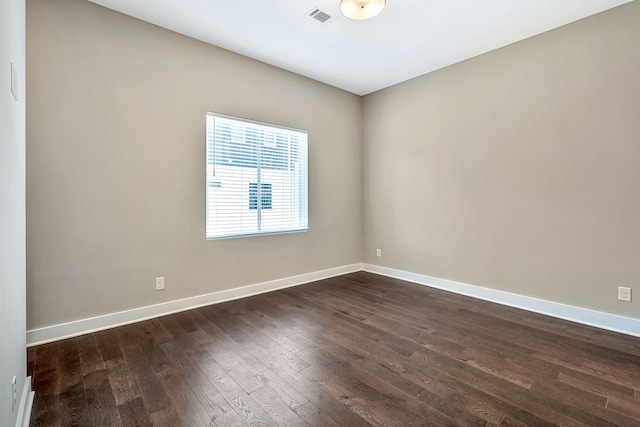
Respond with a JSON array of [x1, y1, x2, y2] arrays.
[[1, 0, 640, 425]]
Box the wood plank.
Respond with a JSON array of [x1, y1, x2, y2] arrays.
[[294, 401, 340, 427], [83, 369, 122, 426], [58, 339, 90, 426], [77, 334, 106, 375], [185, 369, 235, 421], [255, 369, 308, 411], [198, 357, 275, 426], [158, 327, 236, 420], [95, 328, 123, 362], [156, 367, 212, 427], [249, 386, 307, 426], [117, 397, 152, 427], [196, 309, 270, 375], [148, 404, 185, 427], [213, 409, 249, 427], [250, 353, 371, 427], [29, 384, 60, 427], [105, 357, 141, 407], [116, 327, 172, 413], [607, 396, 640, 421], [208, 341, 264, 393]]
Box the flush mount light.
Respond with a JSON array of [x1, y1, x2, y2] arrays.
[[340, 0, 386, 20]]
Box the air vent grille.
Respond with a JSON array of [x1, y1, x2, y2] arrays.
[[308, 8, 332, 23]]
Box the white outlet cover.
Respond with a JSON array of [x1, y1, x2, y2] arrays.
[[156, 277, 165, 290], [618, 286, 631, 302]]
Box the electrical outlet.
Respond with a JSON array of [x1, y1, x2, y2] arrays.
[[155, 277, 165, 291], [376, 248, 382, 257], [11, 376, 17, 412], [618, 286, 631, 302]]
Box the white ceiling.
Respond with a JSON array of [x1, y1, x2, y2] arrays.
[[87, 0, 632, 95]]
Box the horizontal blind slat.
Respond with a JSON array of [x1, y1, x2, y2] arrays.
[[206, 112, 307, 239]]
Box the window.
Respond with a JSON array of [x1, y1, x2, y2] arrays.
[[206, 113, 308, 239]]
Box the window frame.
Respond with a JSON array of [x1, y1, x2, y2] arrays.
[[205, 112, 308, 240]]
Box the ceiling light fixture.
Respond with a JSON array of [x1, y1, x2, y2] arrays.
[[340, 0, 386, 20]]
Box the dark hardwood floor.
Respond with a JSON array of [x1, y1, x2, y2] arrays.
[[28, 272, 640, 426]]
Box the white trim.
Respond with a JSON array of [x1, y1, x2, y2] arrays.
[[26, 262, 640, 346], [27, 263, 362, 346], [16, 377, 34, 427], [363, 264, 640, 338]]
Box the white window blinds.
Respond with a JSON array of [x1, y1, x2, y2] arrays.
[[206, 113, 308, 239]]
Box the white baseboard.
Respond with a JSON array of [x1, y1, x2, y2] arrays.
[[26, 263, 363, 346], [26, 262, 640, 346], [16, 377, 34, 427], [363, 263, 640, 338]]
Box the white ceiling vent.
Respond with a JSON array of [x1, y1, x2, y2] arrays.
[[307, 8, 332, 23]]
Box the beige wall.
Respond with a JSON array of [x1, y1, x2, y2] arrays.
[[1, 0, 27, 423], [363, 1, 640, 319], [26, 0, 362, 329]]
